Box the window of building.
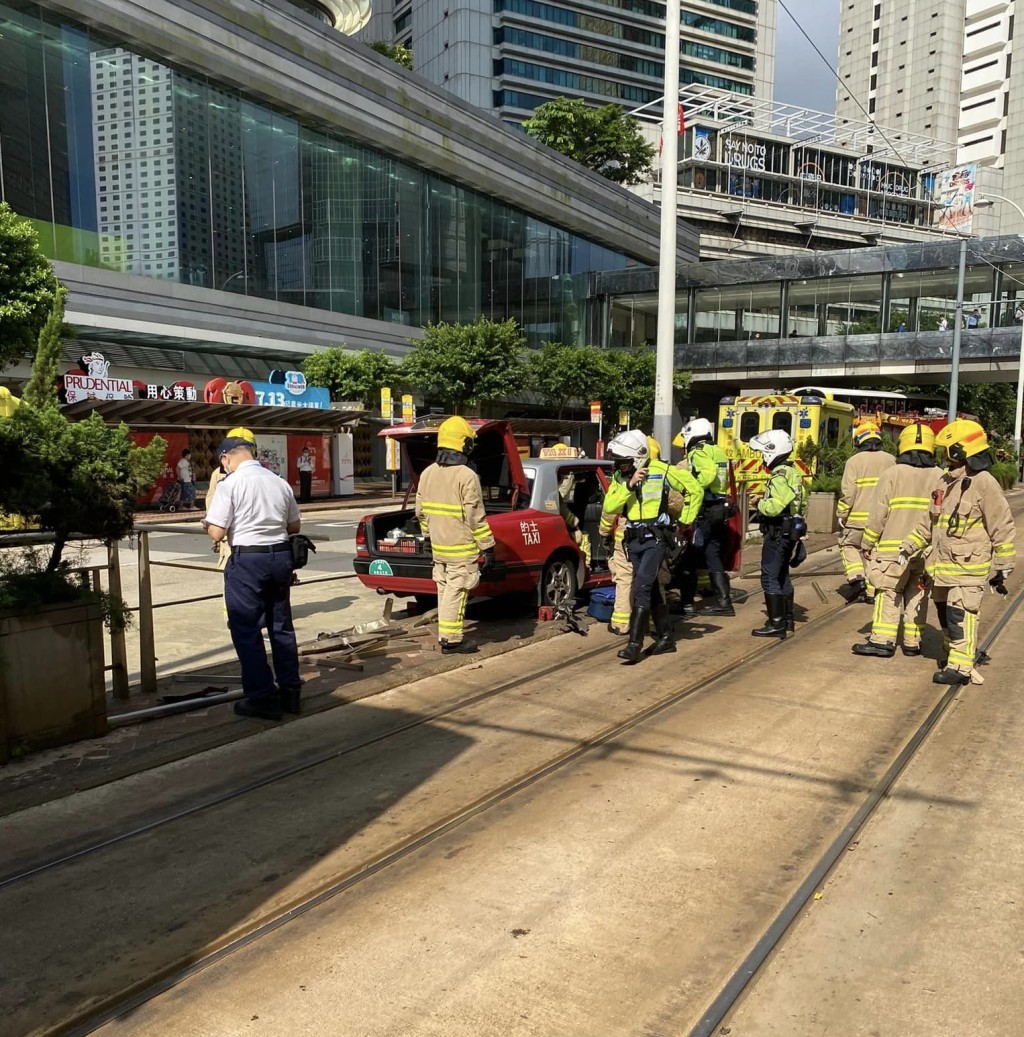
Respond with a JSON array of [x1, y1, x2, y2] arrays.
[[739, 412, 761, 443]]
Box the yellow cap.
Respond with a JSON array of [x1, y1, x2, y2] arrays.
[[646, 435, 662, 461], [897, 423, 935, 455], [227, 426, 256, 444], [437, 415, 476, 452], [936, 418, 989, 458]]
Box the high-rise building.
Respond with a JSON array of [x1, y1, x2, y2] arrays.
[[360, 0, 777, 128], [836, 0, 1022, 234]]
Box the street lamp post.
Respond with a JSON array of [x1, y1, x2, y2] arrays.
[[976, 194, 1024, 457], [653, 0, 681, 451], [948, 236, 968, 423]]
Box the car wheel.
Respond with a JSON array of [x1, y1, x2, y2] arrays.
[[540, 555, 579, 608]]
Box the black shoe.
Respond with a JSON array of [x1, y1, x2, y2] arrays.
[[784, 592, 795, 632], [703, 572, 736, 616], [607, 623, 628, 636], [440, 638, 478, 655], [618, 607, 650, 664], [280, 686, 302, 715], [648, 604, 676, 655], [933, 668, 970, 686], [752, 594, 787, 638], [846, 577, 868, 603], [901, 645, 922, 657], [234, 696, 284, 721], [852, 642, 895, 658], [680, 602, 699, 619]]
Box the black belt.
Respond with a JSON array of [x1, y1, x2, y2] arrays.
[[234, 542, 290, 554]]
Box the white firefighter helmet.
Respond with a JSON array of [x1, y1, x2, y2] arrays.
[[606, 428, 650, 463], [679, 417, 714, 448], [748, 429, 794, 468]]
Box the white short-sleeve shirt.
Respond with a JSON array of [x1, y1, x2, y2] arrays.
[[205, 459, 301, 546]]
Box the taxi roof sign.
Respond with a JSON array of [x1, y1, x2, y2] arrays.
[[538, 444, 580, 459]]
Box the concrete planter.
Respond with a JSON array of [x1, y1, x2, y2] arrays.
[[0, 601, 107, 763], [806, 492, 839, 533]]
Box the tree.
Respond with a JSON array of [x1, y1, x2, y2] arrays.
[[368, 41, 413, 69], [522, 99, 656, 186], [526, 342, 614, 417], [303, 347, 401, 403], [0, 202, 60, 370], [600, 348, 692, 430], [402, 317, 528, 412]]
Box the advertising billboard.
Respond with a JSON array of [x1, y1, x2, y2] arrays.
[[932, 164, 977, 234]]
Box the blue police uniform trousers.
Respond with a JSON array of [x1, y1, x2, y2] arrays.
[[224, 549, 301, 701], [760, 528, 795, 597], [626, 533, 667, 610], [697, 499, 727, 574]]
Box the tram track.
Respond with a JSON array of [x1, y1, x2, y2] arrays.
[[1, 551, 846, 897]]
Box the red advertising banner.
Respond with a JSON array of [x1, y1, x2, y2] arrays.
[[287, 434, 332, 499], [131, 430, 189, 507]]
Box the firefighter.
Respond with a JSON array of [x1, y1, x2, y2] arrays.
[[928, 419, 1015, 685], [837, 421, 895, 602], [415, 416, 495, 655], [674, 418, 735, 616], [606, 509, 633, 636], [852, 423, 942, 658], [748, 429, 807, 638], [600, 429, 703, 664]]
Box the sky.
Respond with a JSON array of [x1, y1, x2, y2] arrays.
[[773, 0, 841, 114]]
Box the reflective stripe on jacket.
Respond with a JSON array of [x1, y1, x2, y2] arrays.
[[927, 468, 1016, 587], [862, 462, 942, 559], [757, 463, 807, 519], [599, 459, 703, 533], [838, 449, 896, 529], [415, 462, 495, 562]]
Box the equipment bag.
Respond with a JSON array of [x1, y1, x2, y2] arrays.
[[289, 533, 317, 570]]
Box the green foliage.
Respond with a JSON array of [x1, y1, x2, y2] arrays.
[[303, 347, 401, 403], [843, 309, 909, 335], [599, 348, 692, 429], [403, 318, 529, 412], [22, 286, 66, 409], [368, 41, 413, 69], [989, 460, 1019, 490], [522, 98, 655, 186], [526, 342, 613, 418], [954, 383, 1018, 437], [0, 202, 60, 370]]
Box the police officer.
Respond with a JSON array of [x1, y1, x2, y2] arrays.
[[600, 429, 703, 664], [853, 423, 942, 658], [675, 417, 735, 616], [205, 429, 303, 720], [415, 416, 495, 655], [748, 429, 807, 638], [928, 419, 1015, 685], [837, 421, 895, 602]]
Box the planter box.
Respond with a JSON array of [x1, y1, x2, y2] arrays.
[[806, 492, 839, 534], [0, 601, 107, 763]]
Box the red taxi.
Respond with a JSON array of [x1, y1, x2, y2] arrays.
[[353, 419, 614, 608]]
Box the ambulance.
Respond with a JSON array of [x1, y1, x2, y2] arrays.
[[717, 391, 857, 494]]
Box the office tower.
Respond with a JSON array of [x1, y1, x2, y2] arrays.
[[361, 0, 777, 128], [836, 0, 1023, 232]]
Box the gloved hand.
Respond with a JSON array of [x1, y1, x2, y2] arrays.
[[989, 570, 1010, 595], [479, 547, 496, 573]]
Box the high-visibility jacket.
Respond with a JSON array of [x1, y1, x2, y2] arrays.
[[600, 458, 703, 534], [688, 442, 730, 496], [415, 462, 495, 562], [838, 449, 896, 529], [756, 462, 807, 520], [862, 461, 943, 561], [927, 468, 1016, 587]]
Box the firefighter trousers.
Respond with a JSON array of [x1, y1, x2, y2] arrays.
[[608, 541, 633, 634], [868, 558, 928, 648], [931, 584, 983, 676], [433, 559, 481, 644], [838, 526, 872, 589]]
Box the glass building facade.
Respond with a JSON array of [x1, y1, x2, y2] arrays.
[[0, 0, 638, 343]]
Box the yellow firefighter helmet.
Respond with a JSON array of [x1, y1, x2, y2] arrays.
[[646, 435, 662, 461], [437, 415, 476, 452], [852, 420, 882, 447], [897, 423, 936, 455], [935, 419, 990, 463]]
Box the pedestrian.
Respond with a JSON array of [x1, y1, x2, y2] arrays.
[[204, 430, 303, 720], [177, 448, 197, 511], [415, 416, 495, 655], [206, 427, 257, 577], [852, 423, 942, 658], [837, 421, 895, 603], [297, 444, 314, 503], [747, 430, 807, 638], [966, 308, 982, 329], [674, 418, 736, 615], [599, 429, 703, 664], [897, 322, 907, 333], [928, 420, 1015, 685], [939, 316, 949, 332]]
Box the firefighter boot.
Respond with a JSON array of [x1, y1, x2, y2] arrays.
[[847, 576, 868, 603], [648, 604, 677, 655], [704, 571, 735, 616], [617, 607, 650, 664], [751, 594, 787, 638]]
